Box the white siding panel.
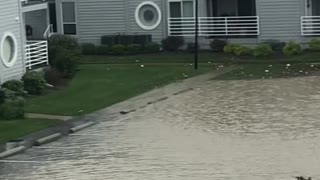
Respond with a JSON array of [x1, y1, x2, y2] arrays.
[[257, 0, 304, 42], [0, 0, 25, 83]]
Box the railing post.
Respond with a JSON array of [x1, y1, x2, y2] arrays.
[[27, 46, 31, 70], [225, 17, 228, 36]]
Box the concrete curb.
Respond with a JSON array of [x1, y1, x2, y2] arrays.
[[0, 146, 26, 159], [34, 133, 63, 146], [69, 121, 95, 133]]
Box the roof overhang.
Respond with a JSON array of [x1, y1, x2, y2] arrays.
[[22, 2, 48, 13]]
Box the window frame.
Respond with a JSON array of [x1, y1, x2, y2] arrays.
[[60, 1, 77, 35], [168, 0, 195, 18], [135, 1, 162, 30], [0, 32, 18, 68]]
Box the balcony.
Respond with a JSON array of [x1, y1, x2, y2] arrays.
[[301, 16, 320, 36], [168, 16, 260, 37]]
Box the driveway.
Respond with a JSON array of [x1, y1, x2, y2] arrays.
[[1, 73, 320, 180]]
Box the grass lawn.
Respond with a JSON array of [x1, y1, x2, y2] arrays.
[[80, 52, 320, 64], [215, 63, 320, 80], [26, 64, 215, 116], [0, 119, 62, 144]]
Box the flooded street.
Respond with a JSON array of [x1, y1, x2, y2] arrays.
[[2, 77, 320, 180]]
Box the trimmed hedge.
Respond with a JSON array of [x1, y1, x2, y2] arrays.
[[254, 44, 273, 57], [22, 71, 46, 95], [96, 45, 110, 55], [81, 43, 96, 55], [111, 45, 127, 55], [309, 39, 320, 51], [101, 34, 152, 46], [210, 39, 227, 52], [161, 36, 184, 51], [127, 44, 142, 55], [145, 42, 160, 53], [283, 41, 302, 56]]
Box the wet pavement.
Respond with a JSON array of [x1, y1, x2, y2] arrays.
[[1, 75, 320, 180]]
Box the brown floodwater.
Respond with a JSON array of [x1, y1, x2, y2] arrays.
[[1, 77, 320, 180]]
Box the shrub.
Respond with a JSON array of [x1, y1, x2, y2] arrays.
[[22, 71, 46, 95], [111, 45, 126, 55], [161, 36, 184, 51], [210, 39, 227, 52], [2, 80, 26, 97], [262, 40, 286, 52], [234, 46, 252, 56], [101, 35, 115, 46], [81, 43, 96, 55], [132, 35, 152, 46], [0, 97, 25, 120], [283, 41, 302, 56], [309, 39, 320, 51], [48, 34, 79, 63], [186, 43, 199, 53], [145, 42, 160, 53], [96, 45, 110, 55], [44, 69, 62, 86], [0, 89, 5, 104], [52, 49, 80, 77], [253, 44, 273, 57], [2, 80, 23, 92], [223, 44, 240, 54], [126, 44, 142, 55]]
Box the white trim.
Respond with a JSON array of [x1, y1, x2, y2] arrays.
[[0, 32, 18, 68], [22, 2, 48, 13], [61, 1, 77, 35], [135, 1, 162, 30]]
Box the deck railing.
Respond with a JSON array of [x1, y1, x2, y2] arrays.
[[168, 16, 259, 36], [301, 16, 320, 36], [25, 41, 49, 69]]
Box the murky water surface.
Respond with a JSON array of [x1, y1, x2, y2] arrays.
[[1, 77, 320, 180]]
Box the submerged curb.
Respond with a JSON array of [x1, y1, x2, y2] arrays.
[[0, 146, 26, 159], [34, 133, 63, 146], [69, 121, 95, 133]]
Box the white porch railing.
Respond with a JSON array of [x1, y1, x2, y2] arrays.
[[168, 16, 259, 36], [43, 24, 53, 39], [301, 16, 320, 36], [25, 41, 49, 69]]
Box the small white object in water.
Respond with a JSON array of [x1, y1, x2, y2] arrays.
[[287, 64, 291, 67], [208, 61, 211, 64], [265, 70, 269, 73], [183, 73, 188, 77], [78, 110, 84, 113], [190, 64, 193, 66], [269, 65, 273, 67], [141, 65, 144, 68], [311, 64, 315, 67], [136, 60, 140, 62], [299, 70, 303, 73]]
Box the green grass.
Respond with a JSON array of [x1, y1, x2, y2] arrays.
[[0, 119, 62, 144], [26, 64, 214, 116], [215, 63, 320, 80], [80, 52, 320, 64]]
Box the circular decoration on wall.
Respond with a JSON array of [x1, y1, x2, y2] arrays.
[[135, 1, 162, 30], [1, 32, 18, 68]]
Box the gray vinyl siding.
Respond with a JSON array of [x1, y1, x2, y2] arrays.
[[24, 9, 47, 40], [0, 0, 25, 84], [257, 0, 304, 43]]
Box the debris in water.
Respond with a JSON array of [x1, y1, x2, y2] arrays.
[[136, 60, 140, 62], [311, 64, 314, 67], [140, 65, 145, 68], [269, 65, 273, 67], [265, 70, 269, 73]]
